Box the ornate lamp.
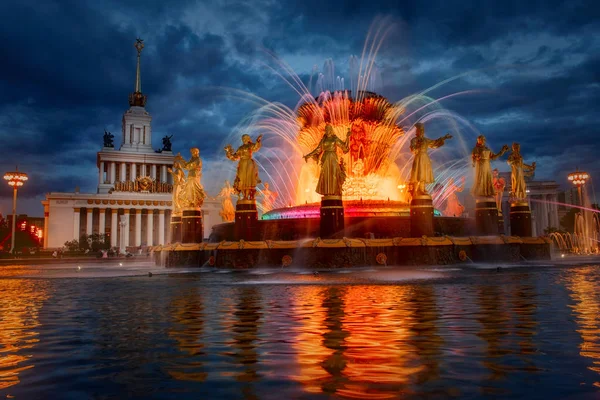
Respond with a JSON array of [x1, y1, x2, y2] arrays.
[[568, 169, 589, 205], [3, 167, 28, 254]]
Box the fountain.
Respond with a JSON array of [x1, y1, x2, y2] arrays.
[[152, 26, 553, 268]]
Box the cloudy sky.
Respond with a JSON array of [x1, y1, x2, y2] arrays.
[[0, 0, 598, 216]]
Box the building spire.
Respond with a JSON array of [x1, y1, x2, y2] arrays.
[[129, 38, 147, 107]]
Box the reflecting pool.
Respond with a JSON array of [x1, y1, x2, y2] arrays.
[[0, 263, 599, 399]]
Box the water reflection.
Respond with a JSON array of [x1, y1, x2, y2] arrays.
[[230, 288, 262, 399], [0, 279, 49, 390], [564, 266, 600, 388], [476, 284, 513, 396], [167, 287, 206, 382]]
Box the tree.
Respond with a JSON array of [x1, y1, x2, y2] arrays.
[[560, 208, 578, 233]]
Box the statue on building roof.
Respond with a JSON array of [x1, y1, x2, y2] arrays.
[[103, 130, 114, 148], [162, 135, 173, 152]]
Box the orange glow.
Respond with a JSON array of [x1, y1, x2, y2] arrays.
[[291, 285, 425, 398], [564, 267, 600, 387], [0, 279, 48, 390], [296, 92, 406, 203]]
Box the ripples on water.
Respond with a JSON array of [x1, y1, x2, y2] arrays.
[[0, 265, 599, 399]]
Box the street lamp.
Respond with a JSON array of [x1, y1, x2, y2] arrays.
[[3, 167, 28, 255], [567, 169, 589, 206]]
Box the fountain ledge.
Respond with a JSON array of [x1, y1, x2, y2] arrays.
[[151, 236, 551, 268]]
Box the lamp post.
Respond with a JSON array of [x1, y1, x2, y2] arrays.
[[567, 169, 589, 206], [568, 169, 590, 252], [3, 167, 28, 255]]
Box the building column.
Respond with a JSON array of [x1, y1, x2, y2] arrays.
[[123, 210, 130, 248], [99, 209, 106, 240], [158, 210, 165, 245], [43, 203, 49, 249], [151, 164, 157, 180], [120, 163, 126, 182], [110, 163, 116, 184], [161, 165, 167, 182], [99, 161, 104, 185], [147, 210, 154, 246], [131, 163, 137, 180], [111, 209, 118, 248], [73, 208, 81, 240], [135, 209, 142, 246], [86, 208, 93, 236]]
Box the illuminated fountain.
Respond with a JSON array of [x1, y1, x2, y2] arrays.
[[155, 21, 553, 267]]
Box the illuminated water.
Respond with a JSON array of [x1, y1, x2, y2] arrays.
[[1, 262, 599, 399]]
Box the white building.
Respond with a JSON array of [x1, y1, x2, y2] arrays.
[[42, 39, 221, 250]]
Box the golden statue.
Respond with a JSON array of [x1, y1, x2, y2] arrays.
[[443, 177, 465, 217], [471, 135, 509, 197], [507, 142, 536, 201], [167, 153, 185, 215], [409, 123, 452, 195], [492, 168, 506, 211], [260, 182, 278, 213], [217, 180, 236, 222], [303, 124, 351, 197], [224, 134, 263, 200], [179, 148, 206, 210]]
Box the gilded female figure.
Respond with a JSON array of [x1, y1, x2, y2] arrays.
[[443, 177, 466, 217], [224, 134, 263, 200], [167, 153, 186, 215], [217, 180, 236, 222], [179, 148, 206, 210], [471, 135, 509, 197], [507, 142, 536, 201], [303, 124, 351, 197], [409, 122, 452, 195]]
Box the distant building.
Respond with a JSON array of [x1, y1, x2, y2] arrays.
[[42, 40, 221, 250]]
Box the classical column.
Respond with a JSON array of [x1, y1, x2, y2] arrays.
[[151, 164, 157, 180], [43, 204, 49, 249], [110, 163, 116, 184], [161, 165, 167, 182], [98, 209, 106, 238], [147, 210, 154, 246], [131, 163, 137, 180], [86, 208, 93, 236], [73, 208, 81, 240], [120, 163, 126, 182], [123, 210, 130, 248], [99, 161, 104, 185], [111, 209, 118, 247], [134, 209, 142, 246], [158, 210, 165, 245]]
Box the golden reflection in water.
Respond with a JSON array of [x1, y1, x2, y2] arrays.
[[509, 279, 540, 374], [407, 286, 444, 390], [231, 287, 262, 400], [293, 285, 422, 399], [564, 267, 600, 388], [166, 287, 206, 382], [0, 279, 49, 390], [290, 286, 330, 393], [476, 285, 513, 396]]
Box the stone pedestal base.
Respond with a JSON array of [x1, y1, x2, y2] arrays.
[[320, 196, 344, 238], [410, 194, 434, 237], [475, 197, 499, 235], [182, 209, 203, 243], [170, 215, 182, 243], [498, 211, 505, 235], [235, 200, 258, 241], [510, 201, 532, 237]]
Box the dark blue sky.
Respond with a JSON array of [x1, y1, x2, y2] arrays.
[[1, 0, 598, 216]]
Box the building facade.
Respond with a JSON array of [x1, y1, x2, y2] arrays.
[[42, 39, 221, 250]]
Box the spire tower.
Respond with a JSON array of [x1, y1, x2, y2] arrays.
[[129, 38, 147, 107]]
